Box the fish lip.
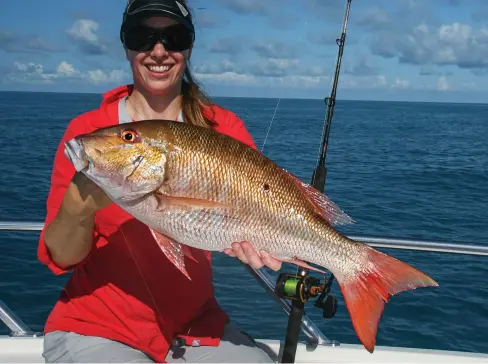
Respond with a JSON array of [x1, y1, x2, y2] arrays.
[[64, 139, 89, 172]]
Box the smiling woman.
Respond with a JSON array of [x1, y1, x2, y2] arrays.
[[121, 0, 213, 128], [38, 0, 280, 363]]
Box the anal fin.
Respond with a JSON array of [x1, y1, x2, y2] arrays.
[[283, 258, 327, 274], [271, 252, 327, 274], [149, 228, 197, 280]]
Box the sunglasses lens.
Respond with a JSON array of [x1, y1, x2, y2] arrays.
[[162, 25, 194, 51], [124, 24, 194, 52], [124, 25, 154, 51]]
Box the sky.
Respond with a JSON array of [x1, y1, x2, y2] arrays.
[[1, 0, 488, 102]]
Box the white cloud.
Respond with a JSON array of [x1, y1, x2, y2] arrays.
[[14, 62, 43, 74], [193, 58, 330, 89], [371, 21, 488, 71], [195, 71, 329, 89], [196, 72, 256, 85], [67, 20, 100, 44], [194, 58, 328, 80], [7, 61, 77, 83], [57, 61, 76, 76], [87, 69, 129, 84], [3, 60, 129, 86], [391, 77, 411, 89], [66, 19, 110, 55], [192, 55, 480, 93], [437, 75, 450, 91], [334, 73, 466, 92]]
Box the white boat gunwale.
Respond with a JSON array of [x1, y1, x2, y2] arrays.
[[1, 336, 488, 363], [1, 221, 488, 362]]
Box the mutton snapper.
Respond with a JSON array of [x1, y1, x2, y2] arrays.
[[64, 119, 438, 353]]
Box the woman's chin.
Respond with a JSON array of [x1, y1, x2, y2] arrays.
[[141, 79, 177, 95]]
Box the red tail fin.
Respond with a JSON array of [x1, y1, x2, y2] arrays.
[[337, 246, 438, 353]]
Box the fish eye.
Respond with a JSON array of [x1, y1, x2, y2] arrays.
[[120, 130, 138, 143]]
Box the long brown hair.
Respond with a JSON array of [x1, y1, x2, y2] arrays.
[[181, 62, 216, 128], [178, 1, 217, 128], [125, 0, 216, 128]]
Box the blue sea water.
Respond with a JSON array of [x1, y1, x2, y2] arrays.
[[0, 91, 487, 354]]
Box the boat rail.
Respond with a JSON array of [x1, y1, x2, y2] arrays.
[[1, 220, 487, 345], [0, 300, 40, 337]]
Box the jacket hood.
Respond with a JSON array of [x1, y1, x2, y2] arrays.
[[88, 84, 134, 128], [101, 84, 133, 108]]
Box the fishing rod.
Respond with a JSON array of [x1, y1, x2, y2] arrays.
[[277, 0, 352, 362]]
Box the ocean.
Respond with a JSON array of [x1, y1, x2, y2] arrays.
[[0, 91, 487, 354]]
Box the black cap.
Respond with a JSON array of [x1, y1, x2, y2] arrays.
[[120, 0, 194, 39]]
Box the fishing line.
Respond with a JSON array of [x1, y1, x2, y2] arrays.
[[119, 226, 166, 325], [261, 0, 316, 153], [260, 98, 280, 153]]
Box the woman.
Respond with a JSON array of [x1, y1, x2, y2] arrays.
[[38, 0, 281, 362]]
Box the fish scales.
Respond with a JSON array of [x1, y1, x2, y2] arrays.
[[148, 122, 359, 280]]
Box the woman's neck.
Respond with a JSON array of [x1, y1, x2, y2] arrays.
[[126, 85, 183, 121]]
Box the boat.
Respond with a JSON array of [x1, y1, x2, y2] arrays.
[[1, 221, 488, 363]]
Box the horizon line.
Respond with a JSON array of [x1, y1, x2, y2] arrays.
[[1, 89, 487, 106]]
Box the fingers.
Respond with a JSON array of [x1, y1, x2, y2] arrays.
[[227, 242, 282, 271], [228, 242, 253, 267], [223, 248, 236, 257], [259, 250, 282, 272], [240, 241, 264, 269]]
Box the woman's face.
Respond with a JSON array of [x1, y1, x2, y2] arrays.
[[126, 17, 192, 96]]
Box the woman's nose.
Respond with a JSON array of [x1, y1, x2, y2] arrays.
[[150, 42, 168, 58]]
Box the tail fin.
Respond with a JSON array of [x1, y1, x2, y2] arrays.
[[336, 245, 438, 353]]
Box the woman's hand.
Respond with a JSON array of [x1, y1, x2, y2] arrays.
[[224, 241, 282, 271], [44, 172, 112, 270], [62, 172, 112, 217]]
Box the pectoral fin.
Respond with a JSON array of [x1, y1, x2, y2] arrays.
[[149, 228, 197, 280], [153, 192, 234, 214]]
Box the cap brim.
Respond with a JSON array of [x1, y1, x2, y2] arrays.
[[123, 5, 194, 32]]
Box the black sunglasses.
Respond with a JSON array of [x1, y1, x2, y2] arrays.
[[123, 23, 195, 52]]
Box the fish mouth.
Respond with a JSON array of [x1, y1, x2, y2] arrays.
[[64, 139, 89, 172], [63, 137, 155, 203]]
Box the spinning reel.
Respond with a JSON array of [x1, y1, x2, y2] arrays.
[[275, 272, 337, 319]]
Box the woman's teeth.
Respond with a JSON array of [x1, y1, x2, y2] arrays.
[[147, 65, 171, 73]]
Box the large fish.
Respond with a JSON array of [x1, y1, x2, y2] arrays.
[[64, 119, 438, 353]]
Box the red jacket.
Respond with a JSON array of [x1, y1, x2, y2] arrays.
[[38, 85, 257, 362]]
